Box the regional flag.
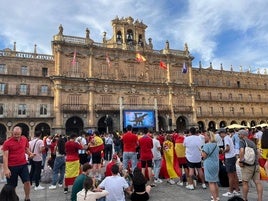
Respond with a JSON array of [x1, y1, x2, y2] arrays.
[[182, 62, 187, 73], [136, 53, 146, 62], [160, 61, 167, 70]]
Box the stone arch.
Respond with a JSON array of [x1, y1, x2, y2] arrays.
[[219, 121, 227, 128], [208, 121, 216, 131], [0, 123, 7, 140], [97, 115, 113, 134], [176, 116, 187, 133], [65, 116, 84, 135], [35, 123, 51, 138], [197, 121, 205, 131], [250, 120, 256, 127], [158, 115, 167, 132]]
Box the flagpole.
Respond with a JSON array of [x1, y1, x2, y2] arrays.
[[154, 98, 159, 132]]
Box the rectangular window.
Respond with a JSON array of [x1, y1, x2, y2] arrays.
[[0, 83, 6, 94], [237, 81, 240, 88], [18, 104, 27, 115], [40, 104, 47, 115], [229, 93, 232, 100], [218, 93, 222, 100], [230, 107, 234, 114], [240, 107, 245, 114], [21, 66, 28, 75], [220, 107, 224, 114], [0, 104, 3, 115], [238, 94, 243, 100], [248, 94, 252, 101], [41, 85, 48, 93], [210, 107, 213, 115], [129, 96, 138, 105], [0, 64, 7, 74], [42, 68, 48, 77], [20, 84, 27, 94], [251, 107, 254, 114]]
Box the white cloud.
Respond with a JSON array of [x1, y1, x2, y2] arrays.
[[0, 0, 267, 72]]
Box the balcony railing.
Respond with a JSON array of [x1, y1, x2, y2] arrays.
[[0, 50, 54, 60], [0, 110, 54, 118], [196, 111, 266, 118], [195, 96, 267, 103], [61, 104, 88, 113], [173, 106, 192, 113], [0, 87, 53, 97]]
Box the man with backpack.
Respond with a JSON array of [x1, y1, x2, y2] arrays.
[[238, 129, 263, 201]]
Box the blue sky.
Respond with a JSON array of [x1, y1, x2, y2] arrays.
[[0, 0, 268, 73]]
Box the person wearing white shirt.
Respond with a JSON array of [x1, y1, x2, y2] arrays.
[[97, 164, 131, 201], [219, 128, 240, 197], [183, 127, 206, 190]]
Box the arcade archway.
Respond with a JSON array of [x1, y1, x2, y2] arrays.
[[176, 116, 187, 132], [15, 123, 29, 139], [0, 123, 7, 140], [35, 123, 50, 138], [65, 116, 84, 135]]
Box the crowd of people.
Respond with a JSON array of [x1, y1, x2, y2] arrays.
[[0, 124, 268, 201]]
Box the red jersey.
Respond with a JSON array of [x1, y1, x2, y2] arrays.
[[122, 131, 138, 152], [2, 136, 29, 166], [105, 161, 116, 177], [138, 135, 153, 160], [65, 141, 83, 161]]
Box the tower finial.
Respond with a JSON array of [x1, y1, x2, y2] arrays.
[[13, 42, 16, 51]]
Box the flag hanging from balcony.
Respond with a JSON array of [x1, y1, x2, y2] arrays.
[[71, 49, 77, 65], [136, 53, 146, 62], [106, 53, 111, 67], [160, 61, 167, 70], [182, 62, 187, 73]]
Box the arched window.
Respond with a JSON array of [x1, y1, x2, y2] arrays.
[[116, 31, 122, 44], [126, 29, 133, 44], [138, 34, 143, 46]]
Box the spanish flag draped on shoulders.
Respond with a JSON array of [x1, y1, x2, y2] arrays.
[[89, 132, 104, 153], [160, 134, 181, 179]]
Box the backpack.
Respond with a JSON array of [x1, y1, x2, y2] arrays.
[[243, 140, 255, 165]]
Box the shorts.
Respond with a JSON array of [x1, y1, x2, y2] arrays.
[[7, 164, 30, 187], [261, 149, 268, 159], [241, 165, 260, 182], [187, 159, 202, 169], [130, 192, 149, 201], [225, 156, 236, 173], [141, 160, 153, 168], [92, 151, 102, 164], [79, 153, 88, 165], [178, 157, 188, 168]]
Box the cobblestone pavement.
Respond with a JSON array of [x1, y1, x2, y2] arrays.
[[0, 178, 267, 201]]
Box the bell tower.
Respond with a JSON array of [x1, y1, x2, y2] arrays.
[[105, 16, 151, 51]]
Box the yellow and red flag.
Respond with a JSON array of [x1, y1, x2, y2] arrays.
[[136, 53, 146, 62]]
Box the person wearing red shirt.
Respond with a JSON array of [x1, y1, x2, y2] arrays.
[[64, 134, 84, 194], [2, 126, 35, 201], [138, 128, 154, 186], [105, 154, 120, 177], [122, 125, 138, 171]]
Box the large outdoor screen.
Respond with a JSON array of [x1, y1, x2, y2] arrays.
[[123, 110, 155, 129]]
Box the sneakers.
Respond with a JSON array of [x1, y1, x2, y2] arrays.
[[48, 185, 57, 190], [154, 178, 163, 183], [186, 184, 194, 190], [202, 183, 207, 189], [167, 179, 175, 185], [233, 190, 241, 196], [210, 196, 220, 201], [177, 181, 184, 186], [58, 184, 63, 188], [64, 188, 68, 194], [222, 191, 234, 197], [34, 185, 45, 190], [150, 183, 156, 187]]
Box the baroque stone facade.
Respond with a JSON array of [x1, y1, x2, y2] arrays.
[[0, 16, 267, 138]]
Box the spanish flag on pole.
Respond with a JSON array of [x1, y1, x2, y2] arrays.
[[136, 53, 146, 62], [160, 61, 167, 70]]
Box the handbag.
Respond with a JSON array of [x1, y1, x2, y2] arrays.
[[28, 139, 38, 165]]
